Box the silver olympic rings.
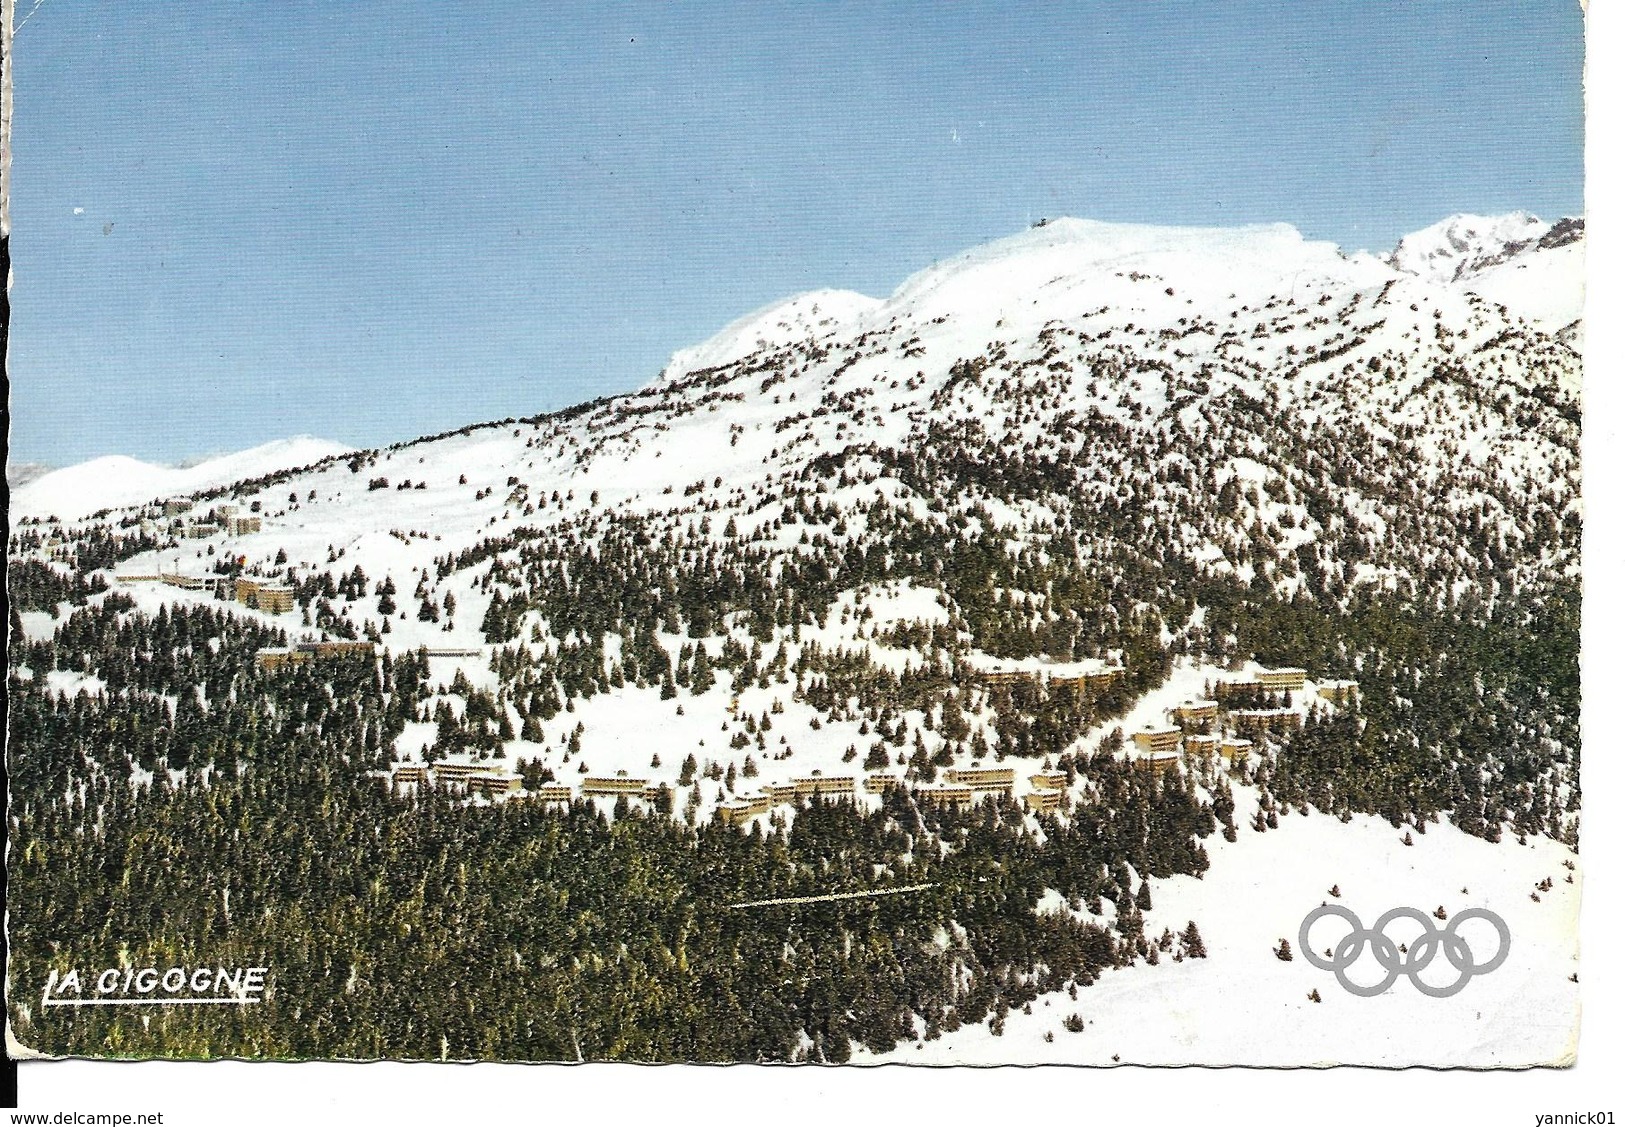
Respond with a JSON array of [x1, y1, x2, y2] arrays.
[[1298, 904, 1511, 998]]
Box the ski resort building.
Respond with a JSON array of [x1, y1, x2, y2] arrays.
[[391, 765, 429, 787], [1220, 738, 1254, 762], [946, 765, 1016, 792], [1131, 727, 1183, 755], [917, 785, 976, 809], [1257, 667, 1307, 692], [528, 785, 574, 804], [864, 774, 901, 794], [225, 515, 262, 536], [581, 772, 652, 796], [1230, 708, 1304, 735], [255, 640, 376, 670], [1183, 733, 1223, 757], [467, 774, 523, 798], [1138, 750, 1182, 775], [1029, 771, 1068, 791], [717, 793, 778, 825], [1171, 700, 1219, 725], [1023, 790, 1064, 814], [790, 774, 857, 798], [1317, 680, 1360, 706], [235, 578, 295, 614], [1213, 676, 1263, 704]]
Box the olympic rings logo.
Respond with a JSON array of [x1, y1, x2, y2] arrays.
[[1298, 905, 1511, 998]]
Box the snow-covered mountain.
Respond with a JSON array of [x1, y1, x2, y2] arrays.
[[11, 214, 1581, 1065], [1386, 212, 1584, 345], [11, 435, 354, 522], [1386, 212, 1549, 285]]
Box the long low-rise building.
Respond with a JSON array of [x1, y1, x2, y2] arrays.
[[1317, 680, 1360, 705], [790, 775, 857, 798], [1213, 676, 1263, 704], [236, 577, 296, 614], [717, 793, 778, 825], [1257, 667, 1307, 692], [1029, 771, 1068, 791], [1220, 738, 1254, 762], [1022, 790, 1064, 814], [1131, 727, 1183, 755], [864, 774, 901, 794], [917, 785, 976, 809], [468, 773, 523, 798], [1172, 700, 1219, 725], [528, 785, 574, 804], [946, 765, 1016, 792], [1135, 751, 1182, 775], [431, 762, 481, 780], [256, 640, 377, 671], [1183, 733, 1223, 757], [582, 772, 652, 796], [1230, 708, 1304, 735]]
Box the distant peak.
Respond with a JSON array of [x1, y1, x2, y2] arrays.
[[1386, 212, 1549, 284]]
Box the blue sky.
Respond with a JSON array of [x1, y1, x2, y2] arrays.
[[8, 1, 1585, 467]]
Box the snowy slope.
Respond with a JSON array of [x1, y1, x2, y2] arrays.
[[861, 799, 1578, 1067], [661, 288, 883, 383], [12, 436, 354, 522]]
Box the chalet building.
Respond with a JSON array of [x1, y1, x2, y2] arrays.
[[1220, 738, 1254, 762], [1171, 700, 1219, 725], [1257, 667, 1307, 692], [947, 765, 1016, 792], [864, 774, 901, 794], [1230, 708, 1304, 736], [1131, 727, 1182, 755], [1317, 680, 1360, 706], [1029, 771, 1068, 791], [917, 785, 976, 809], [1183, 733, 1223, 757], [1022, 790, 1064, 814], [582, 771, 651, 796]]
